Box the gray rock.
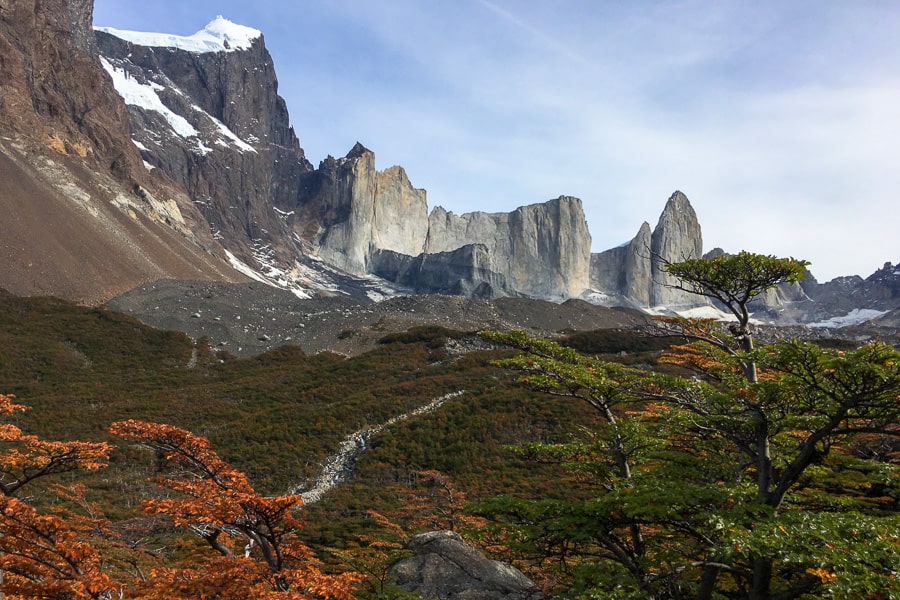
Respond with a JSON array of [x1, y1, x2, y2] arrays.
[[592, 221, 654, 307], [650, 190, 704, 307], [590, 192, 703, 308], [96, 25, 313, 269], [391, 531, 542, 600], [305, 144, 591, 299]]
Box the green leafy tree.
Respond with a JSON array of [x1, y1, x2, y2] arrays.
[[662, 251, 809, 380], [479, 252, 899, 599]]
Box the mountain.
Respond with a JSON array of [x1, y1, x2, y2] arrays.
[[92, 16, 709, 303], [0, 0, 244, 303], [95, 18, 597, 301], [94, 18, 313, 271], [1, 1, 897, 330]]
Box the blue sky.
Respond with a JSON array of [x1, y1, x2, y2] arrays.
[[93, 1, 899, 282]]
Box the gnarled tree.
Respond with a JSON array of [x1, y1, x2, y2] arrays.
[[0, 394, 117, 599]]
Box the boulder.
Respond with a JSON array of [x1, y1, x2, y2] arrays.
[[391, 531, 542, 600]]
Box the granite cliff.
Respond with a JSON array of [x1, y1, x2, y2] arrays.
[[95, 20, 595, 301], [590, 191, 703, 308]]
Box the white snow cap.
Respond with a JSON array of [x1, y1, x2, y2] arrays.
[[95, 16, 261, 53]]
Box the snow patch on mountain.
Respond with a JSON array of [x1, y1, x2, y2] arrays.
[[208, 114, 257, 153], [100, 57, 197, 137], [101, 57, 257, 154], [674, 305, 737, 321], [94, 16, 260, 54], [225, 249, 313, 300], [808, 308, 889, 329], [224, 238, 404, 304], [644, 304, 769, 325]]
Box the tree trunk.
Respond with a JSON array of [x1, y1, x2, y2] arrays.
[[696, 564, 719, 600], [755, 408, 772, 503], [750, 556, 773, 600]]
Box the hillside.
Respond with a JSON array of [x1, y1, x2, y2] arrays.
[[0, 287, 633, 512], [0, 0, 246, 303]]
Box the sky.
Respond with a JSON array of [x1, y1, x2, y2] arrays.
[[92, 1, 899, 282]]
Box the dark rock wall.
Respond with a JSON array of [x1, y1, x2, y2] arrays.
[[0, 0, 143, 179], [95, 29, 313, 261]]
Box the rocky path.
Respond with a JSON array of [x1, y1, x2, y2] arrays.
[[187, 344, 198, 369], [293, 391, 465, 505]]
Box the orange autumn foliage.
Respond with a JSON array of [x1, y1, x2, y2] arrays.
[[0, 395, 360, 599], [0, 394, 118, 599], [0, 495, 120, 600], [0, 394, 111, 497], [108, 420, 361, 599]]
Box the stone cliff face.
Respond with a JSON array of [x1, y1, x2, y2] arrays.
[[0, 0, 243, 303], [591, 192, 703, 308], [95, 20, 313, 265], [95, 21, 592, 301], [650, 191, 704, 306], [296, 144, 428, 275], [591, 221, 653, 307], [424, 196, 592, 299], [288, 144, 591, 299], [0, 0, 143, 178]]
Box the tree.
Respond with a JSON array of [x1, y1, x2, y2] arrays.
[[0, 394, 111, 497], [661, 251, 809, 381], [108, 420, 361, 599], [479, 252, 899, 599], [0, 495, 118, 600], [0, 394, 118, 600], [477, 331, 660, 595]]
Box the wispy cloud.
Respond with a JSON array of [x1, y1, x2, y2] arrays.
[[472, 0, 592, 68]]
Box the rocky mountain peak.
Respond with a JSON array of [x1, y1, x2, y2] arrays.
[[3, 3, 895, 327], [650, 190, 703, 306], [95, 15, 262, 54], [663, 189, 690, 211], [95, 18, 313, 268], [867, 261, 900, 286], [590, 192, 702, 308], [345, 141, 372, 160]]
